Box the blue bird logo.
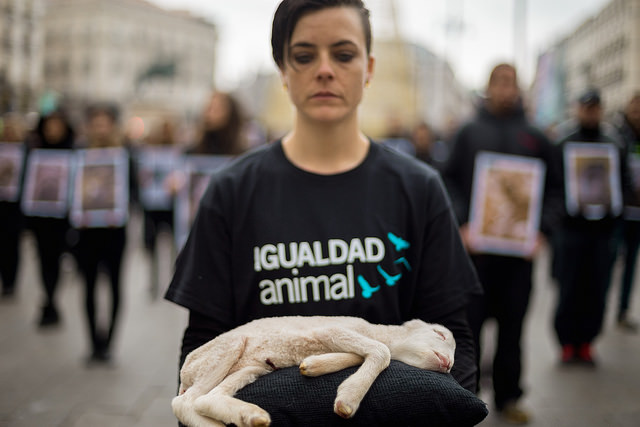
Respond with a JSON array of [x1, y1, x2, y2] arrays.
[[388, 232, 410, 252], [357, 275, 380, 299], [377, 265, 402, 286]]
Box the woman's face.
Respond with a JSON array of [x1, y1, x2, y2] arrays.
[[204, 93, 231, 131], [43, 117, 66, 144], [281, 6, 374, 125]]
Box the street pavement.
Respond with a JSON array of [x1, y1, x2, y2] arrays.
[[1, 215, 639, 427]]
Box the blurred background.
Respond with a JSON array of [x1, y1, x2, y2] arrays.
[[2, 0, 638, 141]]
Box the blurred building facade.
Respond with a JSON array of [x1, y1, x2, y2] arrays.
[[42, 0, 217, 125], [0, 0, 45, 113], [531, 0, 640, 128], [236, 37, 472, 140]]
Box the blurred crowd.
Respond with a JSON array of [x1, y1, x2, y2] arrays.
[[1, 72, 640, 423]]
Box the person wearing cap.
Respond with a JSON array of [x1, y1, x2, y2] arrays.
[[552, 88, 630, 365]]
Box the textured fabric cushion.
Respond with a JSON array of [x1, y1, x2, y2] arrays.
[[236, 360, 488, 426]]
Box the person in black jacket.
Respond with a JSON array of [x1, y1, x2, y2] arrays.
[[25, 109, 75, 327], [614, 93, 640, 332], [553, 89, 630, 365], [443, 63, 562, 424]]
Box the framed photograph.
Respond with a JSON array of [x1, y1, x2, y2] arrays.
[[624, 153, 640, 220], [70, 147, 129, 228], [0, 142, 25, 202], [563, 142, 622, 220], [174, 155, 231, 249], [21, 149, 74, 218], [468, 151, 546, 257], [134, 147, 180, 211]]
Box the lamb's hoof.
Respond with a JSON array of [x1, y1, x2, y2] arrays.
[[299, 362, 309, 375], [250, 416, 270, 427], [335, 401, 353, 419]]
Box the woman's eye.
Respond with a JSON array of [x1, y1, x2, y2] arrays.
[[335, 52, 355, 62], [293, 54, 313, 64]]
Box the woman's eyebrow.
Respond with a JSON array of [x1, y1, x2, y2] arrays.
[[289, 40, 358, 49]]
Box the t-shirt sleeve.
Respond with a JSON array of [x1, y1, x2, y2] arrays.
[[411, 174, 482, 321], [409, 174, 481, 391], [164, 177, 235, 324]]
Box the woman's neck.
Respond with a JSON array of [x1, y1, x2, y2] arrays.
[[282, 117, 369, 175]]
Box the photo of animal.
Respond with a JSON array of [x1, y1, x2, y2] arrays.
[[173, 316, 456, 427]]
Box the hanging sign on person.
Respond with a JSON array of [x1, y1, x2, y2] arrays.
[[624, 153, 640, 220], [563, 142, 622, 220], [174, 154, 231, 249], [70, 147, 129, 228], [0, 142, 25, 202], [468, 151, 546, 257], [21, 149, 74, 218], [135, 146, 180, 211]]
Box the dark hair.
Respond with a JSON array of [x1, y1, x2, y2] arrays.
[[271, 0, 372, 69], [197, 92, 245, 155], [488, 63, 517, 87], [34, 109, 75, 149]]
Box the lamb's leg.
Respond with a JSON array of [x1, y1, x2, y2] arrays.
[[194, 365, 273, 427], [312, 328, 391, 419], [300, 352, 364, 376], [172, 336, 247, 427]]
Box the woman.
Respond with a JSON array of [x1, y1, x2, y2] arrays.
[[165, 0, 481, 410], [191, 91, 245, 155], [73, 103, 129, 363], [26, 110, 75, 326]]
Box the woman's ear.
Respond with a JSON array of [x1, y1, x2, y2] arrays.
[[280, 71, 288, 91], [365, 55, 375, 87]]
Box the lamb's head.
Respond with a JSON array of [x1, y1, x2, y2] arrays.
[[390, 319, 456, 373]]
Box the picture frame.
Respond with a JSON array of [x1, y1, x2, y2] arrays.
[[70, 147, 129, 228], [134, 146, 180, 211], [468, 151, 546, 257], [624, 153, 640, 220], [21, 149, 74, 218], [0, 142, 25, 202], [563, 142, 622, 220], [174, 155, 231, 249]]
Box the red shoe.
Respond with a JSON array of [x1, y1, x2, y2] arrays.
[[577, 343, 596, 366], [561, 344, 576, 364]]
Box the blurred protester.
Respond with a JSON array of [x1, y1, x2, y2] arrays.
[[25, 110, 75, 326], [411, 121, 449, 170], [443, 64, 562, 424], [0, 113, 27, 297], [553, 89, 629, 365], [137, 117, 179, 298], [614, 92, 640, 332], [73, 103, 129, 364], [381, 114, 415, 156], [191, 91, 245, 155]]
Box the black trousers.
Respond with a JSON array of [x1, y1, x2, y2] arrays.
[[467, 254, 533, 410], [619, 220, 640, 316], [0, 202, 23, 292], [74, 227, 126, 353], [554, 227, 618, 345], [143, 209, 173, 252], [29, 217, 69, 306]]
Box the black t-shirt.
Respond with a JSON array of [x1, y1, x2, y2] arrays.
[[166, 139, 480, 326]]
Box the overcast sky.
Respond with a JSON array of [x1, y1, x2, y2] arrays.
[[148, 0, 610, 91]]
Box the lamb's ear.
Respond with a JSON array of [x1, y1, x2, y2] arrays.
[[402, 319, 426, 329]]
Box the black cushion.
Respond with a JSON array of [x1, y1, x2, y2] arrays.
[[236, 360, 488, 426]]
